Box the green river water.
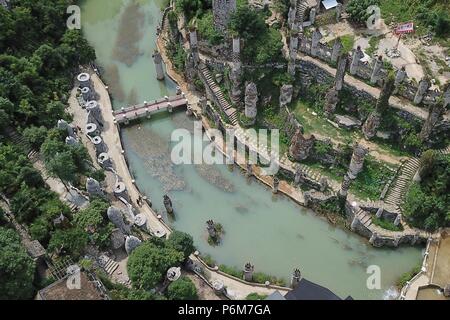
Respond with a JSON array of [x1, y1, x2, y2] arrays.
[[80, 0, 422, 299]]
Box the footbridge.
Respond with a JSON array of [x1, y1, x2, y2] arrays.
[[113, 94, 188, 125]]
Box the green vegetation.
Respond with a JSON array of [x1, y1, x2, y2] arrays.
[[127, 240, 184, 290], [175, 0, 212, 22], [347, 0, 380, 25], [396, 264, 421, 287], [372, 216, 403, 231], [0, 227, 36, 299], [166, 230, 195, 260], [246, 292, 268, 300], [403, 153, 450, 231], [350, 156, 395, 200], [366, 36, 381, 56], [197, 11, 223, 45], [340, 35, 355, 54], [166, 41, 187, 73], [73, 199, 114, 249], [229, 4, 283, 64], [379, 0, 450, 40], [167, 276, 198, 300]]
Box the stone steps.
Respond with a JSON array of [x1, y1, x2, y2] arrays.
[[295, 0, 308, 23], [98, 255, 119, 275], [199, 64, 237, 125], [384, 157, 420, 210]]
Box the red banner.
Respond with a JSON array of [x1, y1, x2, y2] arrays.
[[394, 22, 414, 35]]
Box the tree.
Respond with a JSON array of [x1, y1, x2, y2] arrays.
[[127, 241, 184, 290], [347, 0, 380, 25], [167, 230, 195, 260], [46, 151, 77, 187], [22, 126, 48, 149], [197, 11, 223, 45], [48, 227, 89, 259], [167, 276, 198, 300], [0, 227, 36, 299]]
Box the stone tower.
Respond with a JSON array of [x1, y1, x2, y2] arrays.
[[212, 0, 236, 32]]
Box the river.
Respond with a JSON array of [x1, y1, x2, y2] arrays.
[[80, 0, 422, 299]]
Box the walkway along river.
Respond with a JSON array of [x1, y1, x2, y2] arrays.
[[80, 0, 422, 299]]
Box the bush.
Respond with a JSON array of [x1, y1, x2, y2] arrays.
[[197, 11, 223, 45], [167, 230, 195, 260], [246, 292, 268, 300], [167, 276, 198, 300], [347, 0, 380, 25]]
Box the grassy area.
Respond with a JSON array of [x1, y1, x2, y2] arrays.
[[366, 36, 381, 56], [379, 0, 450, 46], [350, 156, 397, 200], [290, 100, 359, 144], [372, 216, 404, 231], [328, 34, 355, 54], [246, 293, 268, 300], [396, 264, 421, 288]]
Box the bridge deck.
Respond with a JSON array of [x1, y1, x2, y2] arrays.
[[113, 94, 187, 124]]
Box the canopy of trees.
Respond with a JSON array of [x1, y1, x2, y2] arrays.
[[166, 230, 195, 260], [347, 0, 380, 25], [403, 152, 450, 230], [0, 227, 36, 299], [127, 239, 185, 290], [167, 276, 198, 300], [228, 4, 283, 64]]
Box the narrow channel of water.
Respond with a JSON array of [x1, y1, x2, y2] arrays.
[[80, 0, 422, 300]]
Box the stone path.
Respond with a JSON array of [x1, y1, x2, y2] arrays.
[[198, 63, 238, 125]]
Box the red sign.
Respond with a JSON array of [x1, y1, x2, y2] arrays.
[[395, 22, 414, 35]]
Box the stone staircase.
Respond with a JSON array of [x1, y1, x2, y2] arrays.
[[198, 64, 238, 125], [4, 127, 35, 158], [354, 208, 373, 229], [384, 157, 420, 210], [438, 145, 450, 155], [98, 254, 119, 275], [296, 0, 308, 23]]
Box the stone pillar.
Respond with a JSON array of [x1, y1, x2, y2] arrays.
[[370, 55, 383, 84], [272, 177, 279, 194], [334, 55, 347, 91], [362, 73, 396, 139], [347, 144, 369, 179], [289, 129, 315, 161], [163, 194, 173, 214], [414, 79, 430, 105], [291, 269, 302, 288], [279, 84, 294, 108], [411, 232, 419, 245], [335, 3, 343, 22], [77, 72, 91, 89], [189, 28, 199, 65], [309, 8, 316, 25], [246, 163, 253, 177], [232, 37, 240, 63], [243, 263, 254, 282], [294, 167, 305, 185], [394, 214, 402, 226], [350, 214, 359, 231], [288, 32, 299, 76], [86, 177, 102, 197], [331, 38, 343, 63], [376, 207, 383, 218], [230, 62, 242, 106], [244, 82, 258, 125], [57, 119, 74, 137], [419, 101, 445, 142], [86, 100, 103, 125], [324, 88, 339, 118], [339, 174, 352, 198], [199, 96, 207, 114], [350, 46, 364, 75], [310, 29, 322, 57], [395, 66, 407, 86], [206, 220, 216, 238], [212, 0, 236, 32], [369, 232, 378, 245], [152, 50, 165, 81], [65, 136, 78, 146], [319, 177, 328, 192], [287, 0, 297, 28], [444, 87, 450, 109]]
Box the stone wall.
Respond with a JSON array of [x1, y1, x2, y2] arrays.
[[298, 34, 438, 105]]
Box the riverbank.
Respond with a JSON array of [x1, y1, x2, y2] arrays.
[[73, 69, 291, 300]]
